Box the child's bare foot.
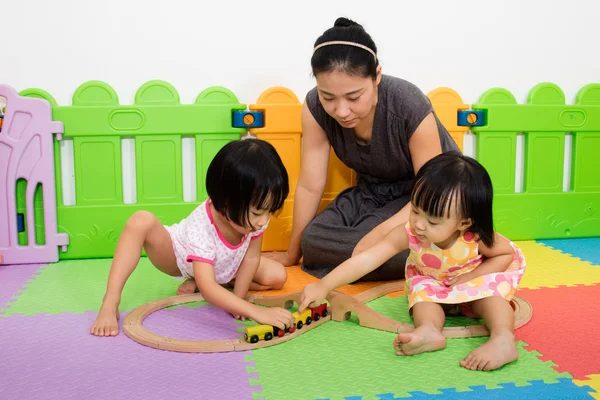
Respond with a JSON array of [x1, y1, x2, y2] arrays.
[[176, 279, 198, 295], [90, 299, 120, 337], [394, 325, 446, 356], [460, 331, 518, 371]]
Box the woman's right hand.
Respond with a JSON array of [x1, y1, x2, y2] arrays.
[[263, 251, 300, 267], [253, 307, 296, 330]]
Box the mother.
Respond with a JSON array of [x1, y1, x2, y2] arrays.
[[267, 17, 460, 281]]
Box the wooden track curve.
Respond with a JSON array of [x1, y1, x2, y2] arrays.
[[123, 281, 532, 353]]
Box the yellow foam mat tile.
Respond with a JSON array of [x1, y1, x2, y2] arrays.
[[516, 241, 600, 289], [574, 375, 600, 399]]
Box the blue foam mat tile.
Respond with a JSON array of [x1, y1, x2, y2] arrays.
[[538, 238, 600, 266], [371, 378, 595, 399]]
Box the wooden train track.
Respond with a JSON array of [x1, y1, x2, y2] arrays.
[[123, 281, 533, 353]]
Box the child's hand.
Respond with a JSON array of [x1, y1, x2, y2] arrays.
[[299, 283, 329, 312], [444, 272, 475, 288], [254, 307, 296, 330], [232, 314, 246, 321]]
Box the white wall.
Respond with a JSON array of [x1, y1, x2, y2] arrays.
[[1, 0, 598, 203], [2, 0, 598, 106]]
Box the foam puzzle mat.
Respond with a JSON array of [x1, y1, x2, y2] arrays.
[[1, 239, 599, 399]]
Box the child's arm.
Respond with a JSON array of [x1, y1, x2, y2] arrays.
[[232, 236, 262, 304], [193, 261, 295, 329], [298, 224, 409, 311], [446, 232, 514, 287]]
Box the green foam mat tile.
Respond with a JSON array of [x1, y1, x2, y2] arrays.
[[245, 298, 568, 400], [3, 258, 186, 316]]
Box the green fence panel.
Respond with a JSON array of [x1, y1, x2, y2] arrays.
[[195, 134, 241, 201], [523, 84, 566, 193], [135, 134, 183, 204], [74, 136, 123, 205], [21, 81, 245, 259], [473, 83, 600, 240], [572, 84, 600, 193]]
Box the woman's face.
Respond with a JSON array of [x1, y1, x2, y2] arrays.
[[315, 67, 381, 129]]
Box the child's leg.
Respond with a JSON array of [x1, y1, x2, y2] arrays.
[[394, 302, 447, 356], [249, 256, 287, 291], [90, 211, 180, 337], [460, 296, 518, 371]]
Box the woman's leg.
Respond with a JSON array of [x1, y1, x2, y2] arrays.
[[90, 211, 179, 336], [302, 188, 407, 281]]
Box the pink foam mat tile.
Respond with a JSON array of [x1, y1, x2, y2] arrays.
[[0, 264, 46, 313], [0, 305, 259, 400]]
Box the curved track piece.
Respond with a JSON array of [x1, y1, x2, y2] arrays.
[[334, 282, 533, 337], [123, 284, 533, 352], [123, 293, 330, 353]]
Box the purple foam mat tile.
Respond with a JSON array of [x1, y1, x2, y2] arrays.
[[0, 309, 258, 400], [143, 305, 242, 340], [0, 264, 46, 312]]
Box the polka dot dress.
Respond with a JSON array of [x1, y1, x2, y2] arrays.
[[404, 223, 526, 315]]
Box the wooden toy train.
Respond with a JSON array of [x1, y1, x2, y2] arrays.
[[243, 303, 328, 343]]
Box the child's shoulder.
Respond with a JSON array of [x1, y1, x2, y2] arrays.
[[185, 200, 215, 234]]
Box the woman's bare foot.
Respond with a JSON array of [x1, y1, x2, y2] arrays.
[[90, 296, 120, 337], [460, 331, 518, 371], [176, 279, 198, 295], [394, 325, 446, 356]]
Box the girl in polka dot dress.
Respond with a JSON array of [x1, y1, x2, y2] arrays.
[[299, 152, 526, 371], [91, 139, 297, 338]]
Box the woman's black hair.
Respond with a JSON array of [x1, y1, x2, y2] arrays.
[[311, 17, 379, 79], [411, 152, 495, 247], [206, 138, 289, 229]]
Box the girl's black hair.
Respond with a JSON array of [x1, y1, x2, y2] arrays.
[[206, 138, 289, 229], [411, 152, 495, 247], [311, 17, 379, 79]]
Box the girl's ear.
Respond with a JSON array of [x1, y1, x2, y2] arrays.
[[459, 218, 473, 230]]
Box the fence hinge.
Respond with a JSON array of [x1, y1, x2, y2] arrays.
[[457, 110, 486, 127], [232, 110, 265, 129]]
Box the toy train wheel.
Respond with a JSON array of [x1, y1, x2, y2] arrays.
[[322, 309, 328, 317], [250, 335, 259, 343], [265, 332, 273, 341], [288, 325, 296, 333], [297, 321, 303, 330], [277, 329, 285, 337], [314, 314, 320, 321], [306, 317, 312, 326]]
